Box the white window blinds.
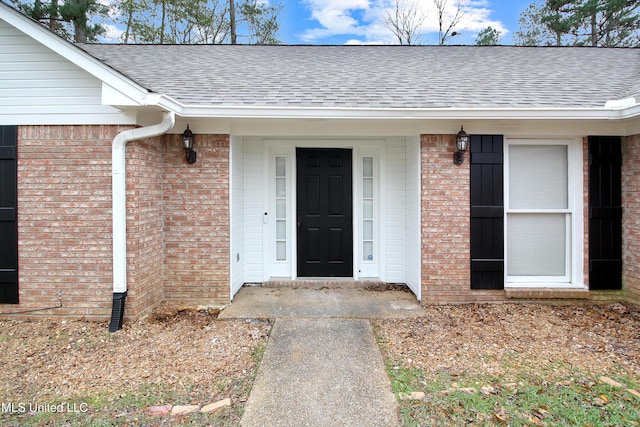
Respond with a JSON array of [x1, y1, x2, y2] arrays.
[[507, 144, 570, 278]]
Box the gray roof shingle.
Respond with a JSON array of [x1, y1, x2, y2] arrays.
[[79, 44, 640, 110]]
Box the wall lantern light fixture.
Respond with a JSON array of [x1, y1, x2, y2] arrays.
[[454, 125, 469, 165], [182, 124, 197, 164]]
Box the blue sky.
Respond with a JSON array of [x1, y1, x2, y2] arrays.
[[276, 0, 533, 45]]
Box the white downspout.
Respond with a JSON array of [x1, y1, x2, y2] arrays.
[[109, 111, 176, 331]]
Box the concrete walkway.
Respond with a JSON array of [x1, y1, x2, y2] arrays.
[[240, 318, 400, 427], [219, 286, 418, 426]]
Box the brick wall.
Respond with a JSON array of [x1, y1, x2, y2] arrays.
[[623, 134, 640, 306], [162, 134, 230, 305], [14, 125, 121, 319], [125, 138, 165, 320], [420, 135, 503, 303], [4, 126, 232, 322]]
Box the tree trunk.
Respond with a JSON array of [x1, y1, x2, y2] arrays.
[[70, 0, 87, 43], [74, 19, 87, 43], [591, 11, 598, 46], [123, 0, 133, 44], [160, 0, 166, 44], [48, 0, 61, 33], [230, 0, 237, 44]]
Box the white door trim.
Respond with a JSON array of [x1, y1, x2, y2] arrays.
[[261, 138, 386, 281]]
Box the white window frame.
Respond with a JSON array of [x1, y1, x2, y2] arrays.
[[261, 140, 385, 281], [264, 147, 295, 278], [504, 138, 584, 288], [356, 150, 379, 278]]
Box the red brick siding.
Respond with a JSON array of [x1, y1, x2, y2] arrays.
[[162, 134, 230, 304], [4, 126, 231, 322], [420, 135, 502, 303], [125, 138, 164, 319], [623, 134, 640, 305], [12, 125, 122, 319]]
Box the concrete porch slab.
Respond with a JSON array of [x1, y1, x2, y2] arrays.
[[218, 286, 425, 319]]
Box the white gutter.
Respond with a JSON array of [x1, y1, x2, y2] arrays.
[[150, 97, 640, 122], [605, 97, 640, 120], [112, 111, 176, 294]]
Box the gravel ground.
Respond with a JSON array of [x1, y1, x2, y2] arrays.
[[1, 301, 639, 425]]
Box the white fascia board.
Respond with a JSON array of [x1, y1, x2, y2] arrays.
[[156, 101, 634, 121], [1, 4, 149, 105]]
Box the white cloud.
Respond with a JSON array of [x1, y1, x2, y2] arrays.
[[299, 0, 508, 44], [299, 0, 390, 42], [100, 23, 124, 43]]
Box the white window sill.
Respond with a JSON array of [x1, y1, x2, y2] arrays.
[[505, 282, 587, 289]]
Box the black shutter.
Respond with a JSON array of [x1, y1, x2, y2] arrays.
[[470, 135, 504, 289], [0, 126, 18, 303], [588, 136, 622, 290]]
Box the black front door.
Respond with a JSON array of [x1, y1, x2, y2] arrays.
[[297, 148, 353, 277]]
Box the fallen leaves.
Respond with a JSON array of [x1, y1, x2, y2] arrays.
[[593, 394, 610, 406], [493, 405, 509, 423], [377, 302, 640, 426], [0, 312, 272, 404], [374, 303, 640, 383]]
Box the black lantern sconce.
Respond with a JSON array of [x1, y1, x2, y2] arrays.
[[453, 125, 469, 165], [182, 124, 197, 164]]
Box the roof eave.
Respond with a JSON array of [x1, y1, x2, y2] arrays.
[[153, 98, 640, 121]]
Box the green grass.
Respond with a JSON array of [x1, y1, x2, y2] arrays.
[[1, 380, 257, 427], [252, 342, 267, 363], [1, 385, 176, 426], [385, 359, 640, 427]]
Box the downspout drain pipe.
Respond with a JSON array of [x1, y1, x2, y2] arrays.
[[109, 111, 176, 332]]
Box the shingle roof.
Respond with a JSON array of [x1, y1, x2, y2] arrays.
[[78, 44, 640, 110]]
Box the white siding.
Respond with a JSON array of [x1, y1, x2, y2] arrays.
[[0, 20, 127, 124], [404, 137, 421, 299], [243, 138, 264, 282], [384, 139, 406, 283], [237, 137, 417, 289], [230, 138, 245, 298]]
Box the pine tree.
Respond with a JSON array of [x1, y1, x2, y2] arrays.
[[10, 0, 108, 42], [515, 0, 640, 46]]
